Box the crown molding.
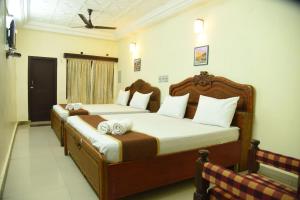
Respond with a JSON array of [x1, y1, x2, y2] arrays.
[[115, 0, 205, 39], [23, 21, 116, 40]]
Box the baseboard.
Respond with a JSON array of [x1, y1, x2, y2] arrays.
[[0, 122, 18, 198], [18, 121, 30, 125], [259, 164, 298, 188], [30, 121, 51, 127]]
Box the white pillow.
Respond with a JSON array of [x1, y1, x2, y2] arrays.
[[192, 95, 240, 128], [157, 94, 190, 119], [129, 91, 153, 110], [116, 90, 130, 106]]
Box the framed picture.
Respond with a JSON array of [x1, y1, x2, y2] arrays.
[[134, 58, 141, 72], [194, 45, 209, 66]]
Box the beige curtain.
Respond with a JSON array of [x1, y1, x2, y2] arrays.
[[66, 58, 92, 103], [91, 60, 114, 104]]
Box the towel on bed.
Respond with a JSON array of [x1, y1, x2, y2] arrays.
[[112, 119, 133, 135], [65, 103, 82, 110], [65, 104, 73, 110], [97, 120, 117, 134], [73, 103, 82, 110]]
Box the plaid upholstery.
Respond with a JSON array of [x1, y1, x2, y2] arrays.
[[209, 187, 239, 200], [245, 173, 296, 197], [202, 162, 296, 200], [256, 149, 300, 175]]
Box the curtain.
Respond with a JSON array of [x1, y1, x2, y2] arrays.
[[91, 60, 114, 104], [66, 58, 92, 103], [66, 59, 114, 104]]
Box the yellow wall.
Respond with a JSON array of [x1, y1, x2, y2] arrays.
[[0, 0, 18, 191], [117, 0, 300, 158], [16, 29, 118, 121]]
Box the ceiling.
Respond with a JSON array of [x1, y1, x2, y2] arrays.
[[15, 0, 205, 40]]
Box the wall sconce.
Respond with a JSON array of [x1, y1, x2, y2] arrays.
[[129, 42, 136, 53], [194, 18, 204, 34]]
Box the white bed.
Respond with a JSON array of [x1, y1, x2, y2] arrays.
[[53, 104, 149, 120], [66, 113, 239, 163]]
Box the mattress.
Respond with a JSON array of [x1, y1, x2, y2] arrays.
[[53, 104, 149, 120], [66, 113, 239, 163]]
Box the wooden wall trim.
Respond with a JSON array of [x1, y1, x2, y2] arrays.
[[64, 53, 118, 62]]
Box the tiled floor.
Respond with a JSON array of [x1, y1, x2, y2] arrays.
[[3, 125, 194, 200]]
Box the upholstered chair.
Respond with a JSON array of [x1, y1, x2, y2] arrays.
[[194, 140, 300, 200]]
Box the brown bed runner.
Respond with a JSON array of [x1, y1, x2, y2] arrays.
[[60, 104, 89, 116], [79, 115, 158, 162]]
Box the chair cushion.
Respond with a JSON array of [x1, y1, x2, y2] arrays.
[[209, 187, 239, 200], [246, 173, 296, 197]]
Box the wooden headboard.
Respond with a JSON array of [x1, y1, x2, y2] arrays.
[[125, 79, 161, 113], [170, 71, 254, 170]]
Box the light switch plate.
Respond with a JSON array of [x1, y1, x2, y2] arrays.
[[158, 75, 168, 83]]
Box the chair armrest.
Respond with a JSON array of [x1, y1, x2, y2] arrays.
[[202, 162, 295, 200], [256, 149, 300, 175]]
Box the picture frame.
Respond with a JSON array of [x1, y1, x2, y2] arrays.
[[134, 58, 141, 72], [194, 45, 209, 66]]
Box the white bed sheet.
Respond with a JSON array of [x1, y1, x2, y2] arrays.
[[66, 113, 239, 163], [53, 104, 149, 120]]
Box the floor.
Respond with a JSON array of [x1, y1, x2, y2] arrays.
[[2, 125, 195, 200]]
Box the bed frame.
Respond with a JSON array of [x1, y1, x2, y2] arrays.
[[64, 71, 254, 200], [50, 79, 161, 146]]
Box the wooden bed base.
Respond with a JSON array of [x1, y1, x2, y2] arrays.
[[50, 79, 161, 146], [65, 123, 241, 200], [64, 71, 254, 200], [51, 109, 64, 146]]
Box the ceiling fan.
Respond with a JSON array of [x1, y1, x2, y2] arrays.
[[75, 9, 116, 30]]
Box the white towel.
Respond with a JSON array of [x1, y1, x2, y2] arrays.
[[112, 119, 133, 135], [65, 104, 73, 110], [65, 103, 82, 110], [97, 120, 117, 134], [73, 103, 82, 110]]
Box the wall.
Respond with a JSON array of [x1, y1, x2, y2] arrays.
[[0, 0, 18, 193], [16, 29, 118, 121], [117, 0, 300, 160]]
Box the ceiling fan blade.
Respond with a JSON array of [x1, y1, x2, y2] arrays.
[[93, 26, 117, 30], [78, 14, 91, 26]]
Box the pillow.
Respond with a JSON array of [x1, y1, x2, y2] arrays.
[[192, 95, 240, 128], [116, 90, 130, 106], [157, 93, 190, 119], [129, 91, 153, 110]]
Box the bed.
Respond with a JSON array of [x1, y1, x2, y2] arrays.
[[63, 71, 254, 200], [50, 79, 160, 146], [67, 113, 240, 163]]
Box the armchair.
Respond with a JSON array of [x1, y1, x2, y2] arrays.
[[194, 140, 300, 200]]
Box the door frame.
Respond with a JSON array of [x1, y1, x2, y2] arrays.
[[28, 56, 57, 121]]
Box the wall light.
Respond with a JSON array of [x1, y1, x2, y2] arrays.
[[129, 42, 136, 53], [194, 18, 204, 34]]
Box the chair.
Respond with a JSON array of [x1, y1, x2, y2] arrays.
[[194, 139, 300, 200]]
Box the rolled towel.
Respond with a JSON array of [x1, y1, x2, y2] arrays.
[[73, 103, 82, 110], [65, 104, 74, 110], [112, 119, 133, 135], [97, 120, 117, 134]]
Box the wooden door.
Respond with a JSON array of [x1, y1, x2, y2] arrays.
[[28, 56, 57, 121]]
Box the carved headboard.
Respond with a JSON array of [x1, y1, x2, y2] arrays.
[[125, 79, 161, 113], [169, 71, 254, 170]]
